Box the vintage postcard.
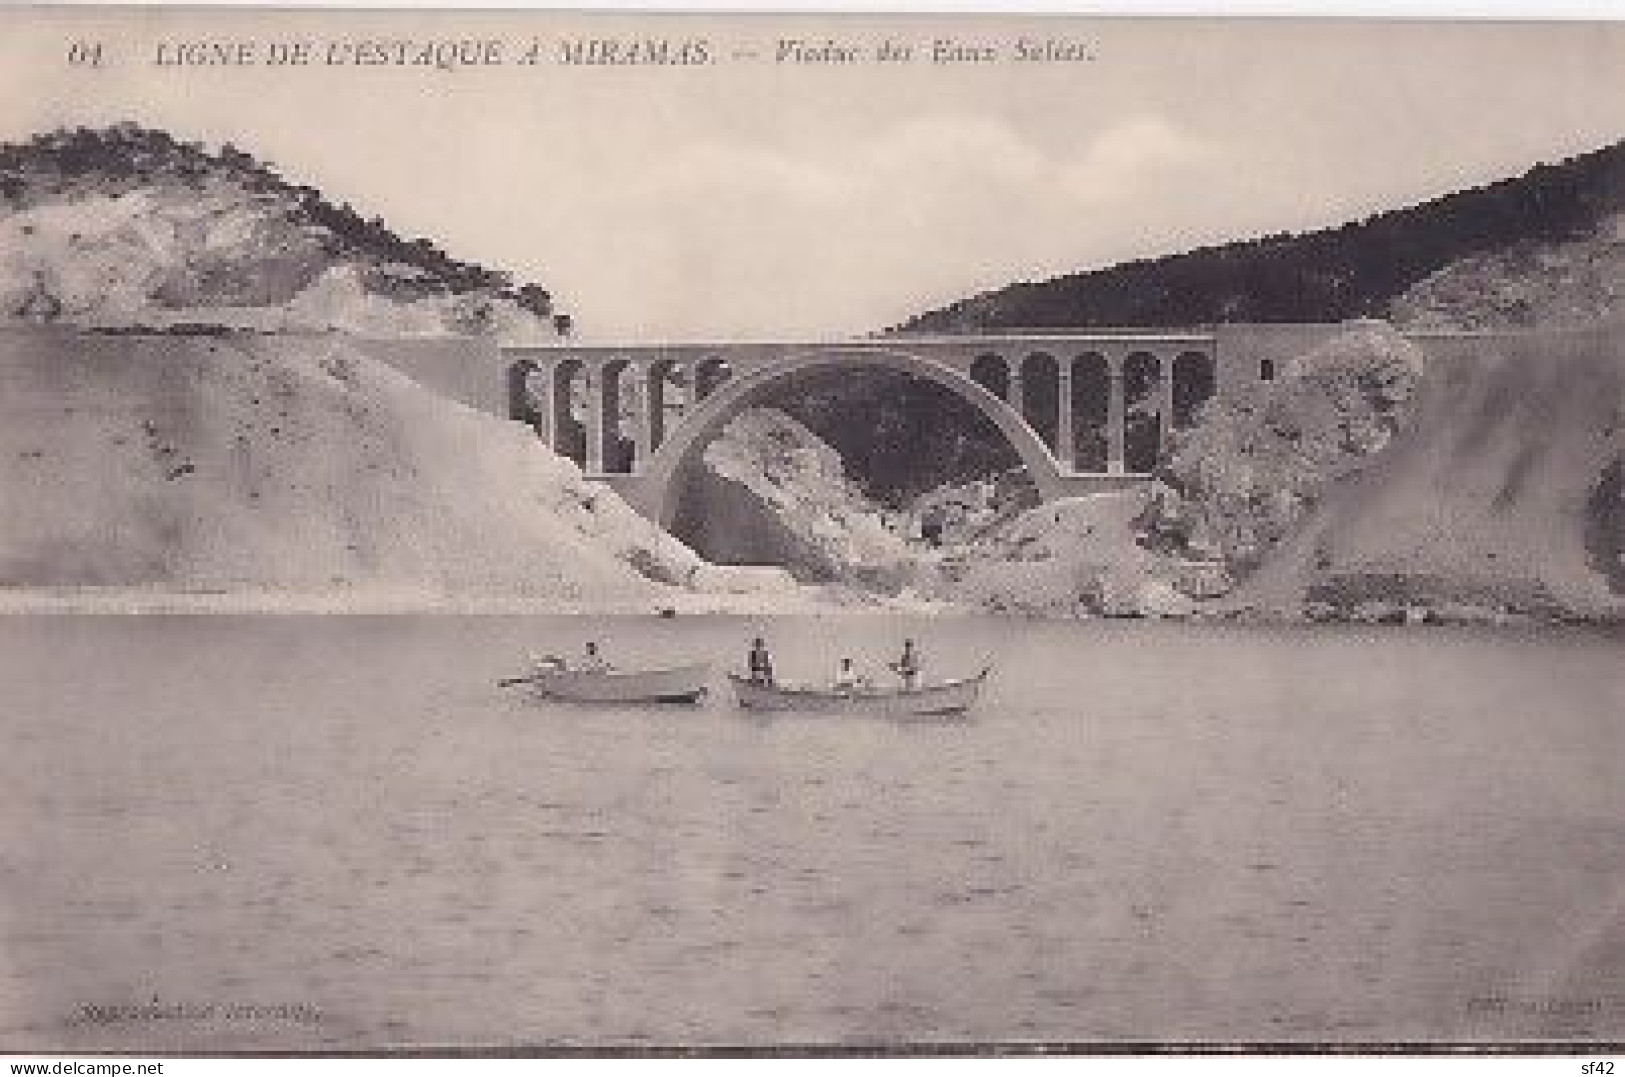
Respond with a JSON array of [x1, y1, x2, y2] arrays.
[[0, 4, 1621, 1057]]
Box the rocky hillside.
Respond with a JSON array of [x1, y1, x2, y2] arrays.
[[930, 322, 1621, 622], [1392, 214, 1625, 330], [1228, 324, 1623, 620], [0, 326, 710, 602], [1142, 323, 1429, 576], [0, 124, 567, 340], [900, 137, 1625, 334]]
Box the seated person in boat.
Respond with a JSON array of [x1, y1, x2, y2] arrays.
[[578, 640, 611, 673], [747, 637, 775, 686], [530, 653, 567, 676], [832, 657, 869, 692], [890, 638, 922, 689]]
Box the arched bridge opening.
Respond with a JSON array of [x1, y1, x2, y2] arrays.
[[501, 333, 1225, 525], [661, 358, 1053, 567], [644, 349, 1063, 532]]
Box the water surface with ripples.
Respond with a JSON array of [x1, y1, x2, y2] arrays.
[[1, 615, 1621, 1049]]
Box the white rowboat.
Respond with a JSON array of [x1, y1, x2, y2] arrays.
[[511, 662, 712, 705], [728, 668, 990, 717]]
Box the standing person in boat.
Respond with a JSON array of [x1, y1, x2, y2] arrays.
[[579, 640, 611, 673], [746, 637, 775, 687], [891, 638, 922, 690]]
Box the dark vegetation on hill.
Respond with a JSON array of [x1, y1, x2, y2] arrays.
[[0, 123, 561, 323], [898, 138, 1625, 333], [773, 371, 1024, 506]]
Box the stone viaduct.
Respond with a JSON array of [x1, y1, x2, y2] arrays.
[[501, 325, 1344, 525]]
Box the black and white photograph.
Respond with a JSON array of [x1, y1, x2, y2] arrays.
[[0, 5, 1621, 1058]]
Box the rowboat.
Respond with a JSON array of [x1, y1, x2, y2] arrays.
[[503, 662, 712, 705], [728, 667, 990, 717]]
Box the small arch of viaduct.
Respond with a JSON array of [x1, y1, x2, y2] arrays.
[[502, 333, 1241, 523]]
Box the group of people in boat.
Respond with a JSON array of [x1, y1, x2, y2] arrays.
[[746, 636, 922, 692], [546, 637, 926, 693]]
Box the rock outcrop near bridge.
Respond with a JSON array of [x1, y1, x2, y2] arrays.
[[1143, 323, 1428, 576], [683, 408, 915, 590]]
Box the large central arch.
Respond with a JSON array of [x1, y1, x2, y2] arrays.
[[638, 347, 1066, 527]]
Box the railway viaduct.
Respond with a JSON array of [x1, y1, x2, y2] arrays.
[[500, 325, 1345, 525]]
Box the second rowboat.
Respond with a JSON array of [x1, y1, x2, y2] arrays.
[[728, 668, 989, 717]]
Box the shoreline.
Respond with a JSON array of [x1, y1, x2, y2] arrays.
[[0, 586, 1616, 628], [0, 584, 965, 618]]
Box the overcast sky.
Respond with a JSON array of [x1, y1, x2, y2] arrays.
[[3, 9, 1625, 340]]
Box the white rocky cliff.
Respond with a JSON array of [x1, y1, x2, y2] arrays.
[[0, 327, 715, 604], [683, 407, 917, 591]]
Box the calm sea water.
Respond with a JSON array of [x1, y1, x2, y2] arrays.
[[0, 615, 1621, 1050]]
